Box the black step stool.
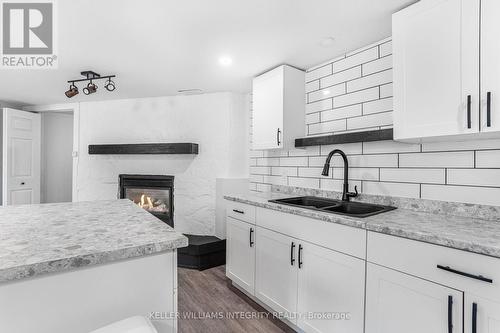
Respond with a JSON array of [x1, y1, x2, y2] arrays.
[[177, 234, 226, 270]]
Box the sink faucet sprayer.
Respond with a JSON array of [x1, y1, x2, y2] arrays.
[[322, 149, 358, 201]]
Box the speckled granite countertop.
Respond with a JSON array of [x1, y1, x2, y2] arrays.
[[0, 200, 188, 283], [225, 193, 500, 259]]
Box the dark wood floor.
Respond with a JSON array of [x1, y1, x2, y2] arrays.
[[178, 265, 295, 333]]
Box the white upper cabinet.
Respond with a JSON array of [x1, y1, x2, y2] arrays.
[[480, 0, 500, 133], [252, 65, 305, 150], [393, 0, 481, 142]]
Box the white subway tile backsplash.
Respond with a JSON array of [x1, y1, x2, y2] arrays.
[[347, 69, 392, 93], [279, 156, 308, 167], [320, 66, 361, 88], [363, 97, 393, 115], [421, 184, 500, 206], [308, 83, 345, 103], [306, 64, 332, 82], [308, 119, 346, 135], [306, 99, 333, 114], [363, 140, 420, 154], [332, 167, 379, 181], [399, 151, 474, 168], [333, 47, 378, 73], [363, 181, 420, 198], [380, 83, 393, 98], [346, 111, 393, 130], [333, 87, 379, 108], [379, 41, 392, 57], [289, 177, 320, 189], [447, 169, 500, 187], [362, 55, 392, 75], [380, 168, 445, 184], [306, 80, 320, 93], [249, 37, 500, 207], [321, 104, 362, 122], [476, 150, 500, 168]]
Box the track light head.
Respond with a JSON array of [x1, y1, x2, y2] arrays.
[[104, 78, 115, 91], [83, 81, 97, 95], [65, 83, 79, 98]]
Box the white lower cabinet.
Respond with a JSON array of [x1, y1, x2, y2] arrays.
[[297, 241, 365, 333], [226, 217, 255, 295], [366, 263, 464, 333], [255, 227, 298, 323], [465, 295, 500, 333]]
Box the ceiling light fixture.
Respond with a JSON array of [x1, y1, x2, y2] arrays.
[[65, 83, 79, 98], [65, 71, 116, 98], [218, 56, 233, 66]]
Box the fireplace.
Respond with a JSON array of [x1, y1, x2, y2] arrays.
[[118, 174, 174, 227]]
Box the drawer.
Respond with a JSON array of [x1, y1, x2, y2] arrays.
[[256, 207, 366, 259], [367, 231, 500, 300], [226, 200, 256, 224]]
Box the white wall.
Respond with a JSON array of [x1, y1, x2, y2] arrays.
[[249, 38, 500, 207], [41, 112, 74, 203], [76, 92, 249, 235]]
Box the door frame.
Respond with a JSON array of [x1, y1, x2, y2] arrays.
[[23, 103, 80, 202]]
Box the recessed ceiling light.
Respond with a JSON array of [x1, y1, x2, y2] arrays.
[[320, 37, 335, 47], [218, 56, 233, 66]]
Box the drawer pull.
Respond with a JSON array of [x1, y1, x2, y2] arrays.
[[249, 228, 254, 247], [448, 295, 453, 333], [290, 242, 296, 266], [437, 265, 493, 283], [467, 95, 472, 129], [298, 244, 303, 269], [487, 92, 492, 127], [232, 209, 245, 214], [472, 303, 477, 333]]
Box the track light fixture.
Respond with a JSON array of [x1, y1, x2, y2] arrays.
[[65, 71, 116, 98], [65, 83, 79, 98]]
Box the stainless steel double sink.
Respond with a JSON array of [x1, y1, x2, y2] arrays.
[[268, 196, 396, 218]]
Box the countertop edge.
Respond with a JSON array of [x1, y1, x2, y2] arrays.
[[224, 195, 500, 260], [0, 235, 188, 284]]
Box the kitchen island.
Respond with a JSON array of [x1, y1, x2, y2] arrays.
[[0, 199, 188, 333]]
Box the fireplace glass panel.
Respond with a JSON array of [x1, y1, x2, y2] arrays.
[[125, 188, 171, 216]]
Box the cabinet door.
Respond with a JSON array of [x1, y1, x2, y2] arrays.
[[226, 217, 256, 295], [297, 242, 365, 333], [366, 263, 463, 333], [480, 0, 500, 132], [465, 296, 500, 333], [393, 0, 480, 141], [255, 227, 298, 323], [252, 67, 284, 150]]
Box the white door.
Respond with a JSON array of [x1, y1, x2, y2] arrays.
[[480, 0, 500, 132], [252, 66, 284, 150], [226, 217, 256, 295], [255, 226, 298, 323], [393, 0, 480, 141], [465, 295, 500, 333], [2, 108, 41, 205], [365, 263, 463, 333], [297, 242, 365, 333]]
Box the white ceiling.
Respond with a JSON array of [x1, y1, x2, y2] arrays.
[[0, 0, 415, 106]]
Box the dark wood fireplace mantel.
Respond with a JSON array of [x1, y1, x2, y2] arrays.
[[88, 143, 199, 155]]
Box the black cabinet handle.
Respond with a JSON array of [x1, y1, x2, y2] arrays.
[[472, 302, 478, 333], [290, 242, 295, 266], [249, 228, 254, 247], [487, 91, 492, 127], [467, 95, 472, 129], [437, 265, 493, 283], [277, 128, 281, 146], [298, 244, 303, 269], [232, 209, 244, 214], [448, 295, 453, 333]]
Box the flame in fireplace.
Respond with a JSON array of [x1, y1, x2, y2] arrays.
[[138, 194, 154, 210]]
